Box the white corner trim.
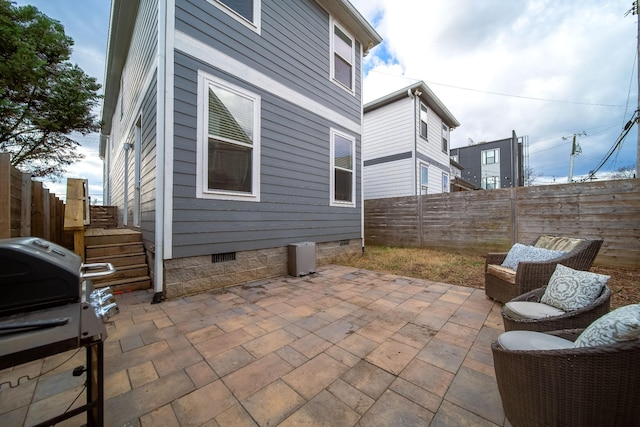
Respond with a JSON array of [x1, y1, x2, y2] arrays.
[[174, 30, 361, 134]]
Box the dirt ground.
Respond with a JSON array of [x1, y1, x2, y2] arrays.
[[336, 246, 638, 309]]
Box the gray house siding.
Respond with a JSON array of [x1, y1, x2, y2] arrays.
[[175, 0, 362, 124], [172, 52, 361, 258], [139, 76, 158, 249]]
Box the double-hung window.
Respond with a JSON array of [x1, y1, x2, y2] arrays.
[[420, 103, 428, 139], [197, 71, 260, 201], [331, 20, 354, 92], [482, 148, 500, 165], [212, 0, 261, 32], [441, 123, 449, 153], [331, 129, 355, 207], [482, 176, 500, 190], [442, 172, 449, 192], [420, 164, 429, 194]]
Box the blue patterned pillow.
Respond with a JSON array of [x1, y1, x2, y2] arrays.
[[540, 264, 609, 311], [501, 243, 566, 271], [574, 304, 640, 347]]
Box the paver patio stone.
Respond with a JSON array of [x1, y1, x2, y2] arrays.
[[241, 379, 305, 426], [223, 353, 293, 401], [282, 353, 349, 400], [172, 380, 237, 427], [341, 360, 396, 399], [279, 390, 360, 427], [357, 389, 434, 427], [0, 266, 509, 426]]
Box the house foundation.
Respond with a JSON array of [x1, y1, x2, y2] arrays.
[[158, 239, 362, 298]]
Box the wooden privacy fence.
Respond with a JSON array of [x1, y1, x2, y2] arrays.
[[364, 178, 640, 268], [0, 152, 71, 247]]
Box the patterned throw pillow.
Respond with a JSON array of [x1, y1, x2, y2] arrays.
[[501, 243, 565, 271], [540, 264, 609, 311], [574, 304, 640, 348]]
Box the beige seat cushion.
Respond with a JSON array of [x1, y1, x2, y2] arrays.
[[498, 330, 574, 351], [504, 301, 566, 320], [487, 264, 516, 284], [534, 235, 584, 252]]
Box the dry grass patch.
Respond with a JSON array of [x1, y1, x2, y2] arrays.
[[336, 245, 639, 309]]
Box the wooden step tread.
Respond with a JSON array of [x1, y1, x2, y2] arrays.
[[86, 242, 143, 249], [93, 276, 151, 288]]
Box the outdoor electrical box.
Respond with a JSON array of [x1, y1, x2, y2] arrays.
[[288, 242, 316, 277]]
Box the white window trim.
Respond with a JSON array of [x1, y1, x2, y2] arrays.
[[209, 0, 261, 34], [330, 128, 356, 207], [441, 123, 449, 153], [419, 163, 429, 195], [442, 171, 449, 193], [330, 18, 355, 95], [196, 70, 261, 201], [419, 102, 428, 140]]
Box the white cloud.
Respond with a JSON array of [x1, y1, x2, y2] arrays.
[[353, 0, 638, 180]]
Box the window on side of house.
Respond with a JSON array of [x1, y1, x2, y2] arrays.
[[420, 163, 429, 194], [331, 20, 354, 92], [441, 123, 449, 153], [331, 129, 355, 207], [419, 103, 428, 139], [482, 176, 500, 190], [482, 148, 500, 165], [197, 71, 260, 201], [442, 172, 449, 192], [212, 0, 260, 31]]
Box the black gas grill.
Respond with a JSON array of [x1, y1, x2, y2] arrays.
[[0, 237, 118, 427]]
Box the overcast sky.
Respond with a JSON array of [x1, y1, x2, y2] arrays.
[[352, 0, 638, 183], [14, 0, 639, 200]]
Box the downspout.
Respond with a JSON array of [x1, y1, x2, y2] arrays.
[[153, 0, 167, 303], [360, 45, 365, 255]]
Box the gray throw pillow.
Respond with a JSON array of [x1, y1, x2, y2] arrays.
[[540, 264, 609, 311], [501, 243, 565, 271], [574, 304, 640, 347]]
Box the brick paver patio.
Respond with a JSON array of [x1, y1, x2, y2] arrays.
[[0, 265, 509, 426]]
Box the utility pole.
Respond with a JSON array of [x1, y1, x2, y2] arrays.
[[563, 132, 586, 182], [631, 1, 640, 175]]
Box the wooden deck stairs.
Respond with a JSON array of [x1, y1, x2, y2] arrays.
[[85, 206, 151, 293]]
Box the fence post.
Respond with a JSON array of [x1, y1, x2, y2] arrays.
[[510, 187, 517, 244], [64, 178, 89, 260], [0, 153, 10, 238], [21, 172, 31, 236]]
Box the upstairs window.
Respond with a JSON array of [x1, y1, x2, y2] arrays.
[[441, 123, 449, 153], [212, 0, 260, 31], [331, 21, 354, 92], [331, 129, 355, 207], [197, 71, 260, 201], [482, 148, 500, 165], [420, 103, 428, 139]]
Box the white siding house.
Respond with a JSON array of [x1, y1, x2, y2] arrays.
[[363, 82, 460, 199]]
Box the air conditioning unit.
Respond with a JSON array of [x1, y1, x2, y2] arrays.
[[288, 242, 316, 276]]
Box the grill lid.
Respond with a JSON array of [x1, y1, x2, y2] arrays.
[[0, 237, 83, 316]]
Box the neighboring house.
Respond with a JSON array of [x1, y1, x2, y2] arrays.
[[450, 130, 525, 189], [99, 0, 381, 299], [449, 159, 479, 192], [362, 82, 460, 200]]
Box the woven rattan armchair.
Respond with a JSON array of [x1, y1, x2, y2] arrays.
[[485, 236, 603, 303], [501, 285, 611, 332], [492, 329, 640, 427]]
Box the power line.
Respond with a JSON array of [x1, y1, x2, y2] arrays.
[[365, 69, 626, 107]]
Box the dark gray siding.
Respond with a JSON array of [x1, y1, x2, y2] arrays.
[[172, 50, 362, 258], [139, 74, 157, 249], [176, 0, 362, 123]]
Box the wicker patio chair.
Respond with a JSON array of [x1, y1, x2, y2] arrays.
[[501, 285, 611, 332], [484, 236, 603, 303], [492, 329, 640, 427]]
